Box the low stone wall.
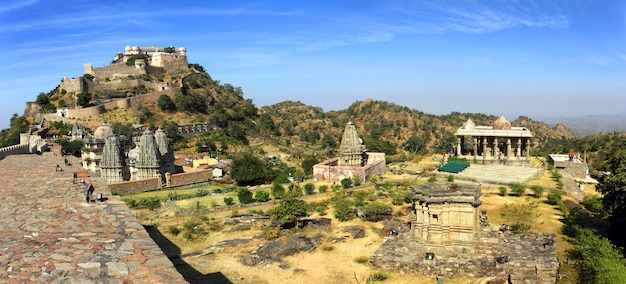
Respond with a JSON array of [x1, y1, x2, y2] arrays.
[[370, 229, 558, 283], [107, 170, 211, 195], [313, 153, 387, 183], [169, 170, 211, 187], [107, 177, 160, 195]]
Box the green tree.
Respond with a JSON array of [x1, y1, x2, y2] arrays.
[[333, 199, 354, 222], [254, 190, 270, 203], [236, 187, 254, 204], [303, 183, 315, 195], [301, 155, 319, 176], [223, 197, 234, 205], [510, 183, 526, 197], [36, 92, 49, 106], [230, 153, 271, 185], [405, 134, 425, 154], [157, 94, 176, 112], [76, 93, 91, 107], [597, 146, 626, 245], [530, 185, 545, 198], [269, 195, 309, 226], [321, 134, 337, 149], [341, 177, 353, 189], [271, 183, 286, 199]]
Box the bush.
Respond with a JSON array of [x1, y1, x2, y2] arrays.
[[341, 177, 353, 189], [195, 189, 209, 197], [392, 191, 412, 205], [168, 226, 181, 236], [447, 174, 454, 182], [428, 176, 437, 183], [582, 195, 604, 213], [353, 176, 362, 186], [358, 202, 392, 222], [547, 190, 563, 205], [318, 185, 328, 193], [333, 199, 354, 222], [236, 187, 254, 204], [254, 190, 270, 202], [499, 186, 508, 196], [223, 197, 234, 205], [354, 256, 369, 264], [304, 183, 315, 195], [530, 185, 544, 198], [510, 183, 526, 197], [369, 272, 388, 282]]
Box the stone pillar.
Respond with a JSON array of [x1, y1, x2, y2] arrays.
[[516, 138, 521, 157], [482, 137, 487, 158], [473, 137, 478, 159], [492, 138, 498, 157], [456, 137, 461, 157], [506, 138, 511, 158]]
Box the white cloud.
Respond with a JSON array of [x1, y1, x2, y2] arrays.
[[0, 0, 37, 14]]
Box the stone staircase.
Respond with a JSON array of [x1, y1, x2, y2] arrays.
[[442, 163, 544, 185]]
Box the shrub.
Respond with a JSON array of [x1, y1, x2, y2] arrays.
[[392, 191, 412, 205], [168, 226, 181, 236], [333, 199, 354, 222], [223, 197, 234, 205], [428, 176, 437, 183], [236, 187, 254, 204], [510, 183, 526, 197], [530, 185, 545, 198], [358, 202, 392, 222], [304, 183, 315, 195], [341, 177, 353, 189], [318, 185, 328, 193], [556, 181, 564, 189], [369, 272, 388, 282], [547, 190, 563, 205], [581, 195, 604, 214], [195, 189, 209, 197], [353, 176, 362, 186], [447, 174, 454, 182], [354, 256, 369, 264], [254, 190, 270, 202], [499, 186, 508, 196]]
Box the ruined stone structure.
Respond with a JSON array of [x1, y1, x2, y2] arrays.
[[313, 121, 386, 183], [454, 116, 533, 165], [370, 182, 559, 283], [412, 182, 482, 251]]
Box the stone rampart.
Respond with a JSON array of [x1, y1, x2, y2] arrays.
[[92, 64, 145, 79], [65, 88, 180, 119], [0, 144, 30, 160]]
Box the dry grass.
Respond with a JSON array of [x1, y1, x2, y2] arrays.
[[130, 155, 588, 283]]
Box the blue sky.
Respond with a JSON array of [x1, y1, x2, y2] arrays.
[[1, 0, 625, 130]]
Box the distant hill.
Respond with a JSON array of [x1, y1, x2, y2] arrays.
[[541, 114, 626, 137]]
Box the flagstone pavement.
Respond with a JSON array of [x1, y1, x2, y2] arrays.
[[0, 149, 186, 283]]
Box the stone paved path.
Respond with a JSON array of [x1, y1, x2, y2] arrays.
[[0, 150, 187, 283]]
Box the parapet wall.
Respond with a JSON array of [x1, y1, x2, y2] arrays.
[[92, 64, 146, 79], [0, 144, 30, 160], [108, 170, 211, 195]]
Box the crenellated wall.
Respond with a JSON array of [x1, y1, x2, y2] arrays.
[[0, 144, 30, 160]]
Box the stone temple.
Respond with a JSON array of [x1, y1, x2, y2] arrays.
[[313, 121, 386, 183], [370, 182, 559, 283]]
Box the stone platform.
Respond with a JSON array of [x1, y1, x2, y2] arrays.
[[0, 151, 186, 283], [437, 163, 543, 185]]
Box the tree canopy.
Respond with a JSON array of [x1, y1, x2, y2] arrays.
[[230, 153, 272, 186]]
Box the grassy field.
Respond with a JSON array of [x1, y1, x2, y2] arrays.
[[124, 155, 590, 283]]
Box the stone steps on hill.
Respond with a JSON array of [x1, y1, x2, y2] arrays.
[[450, 164, 543, 185]]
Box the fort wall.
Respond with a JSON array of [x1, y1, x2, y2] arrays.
[[0, 144, 30, 160], [66, 88, 181, 119]]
